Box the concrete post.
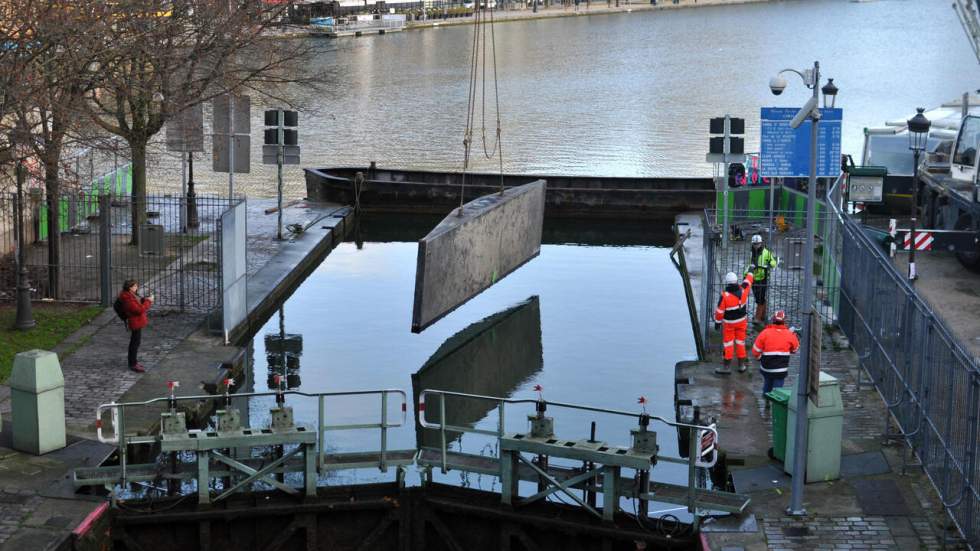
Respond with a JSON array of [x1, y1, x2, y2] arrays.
[[10, 350, 66, 455]]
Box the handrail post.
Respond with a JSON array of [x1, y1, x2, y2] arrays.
[[497, 400, 505, 437], [687, 425, 698, 521], [440, 393, 447, 474], [318, 395, 325, 473], [380, 391, 388, 472], [118, 405, 127, 486]]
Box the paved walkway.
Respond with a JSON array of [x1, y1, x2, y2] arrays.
[[0, 197, 353, 550], [680, 214, 967, 550]]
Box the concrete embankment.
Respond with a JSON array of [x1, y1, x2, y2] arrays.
[[406, 0, 772, 31], [672, 211, 956, 550], [268, 0, 774, 39]]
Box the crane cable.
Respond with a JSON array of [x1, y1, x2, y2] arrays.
[[459, 2, 505, 215]]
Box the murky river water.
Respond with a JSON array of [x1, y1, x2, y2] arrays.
[[148, 0, 976, 198], [241, 217, 696, 497], [173, 0, 977, 513]]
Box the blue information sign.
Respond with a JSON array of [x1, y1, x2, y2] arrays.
[[760, 107, 842, 178]]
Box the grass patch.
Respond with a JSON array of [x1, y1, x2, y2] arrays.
[[0, 303, 103, 383]]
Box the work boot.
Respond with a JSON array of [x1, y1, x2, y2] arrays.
[[754, 303, 767, 327], [714, 359, 733, 375], [738, 358, 748, 373]]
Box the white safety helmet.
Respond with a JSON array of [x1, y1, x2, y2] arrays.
[[724, 272, 738, 285], [751, 234, 763, 244]]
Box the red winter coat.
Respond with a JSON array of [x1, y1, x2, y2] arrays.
[[119, 291, 152, 331]]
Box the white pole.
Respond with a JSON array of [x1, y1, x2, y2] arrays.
[[889, 218, 897, 258]]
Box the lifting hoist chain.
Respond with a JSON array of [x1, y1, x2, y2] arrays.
[[459, 0, 505, 214]]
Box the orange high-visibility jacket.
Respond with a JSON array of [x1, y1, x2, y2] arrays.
[[714, 273, 754, 325], [751, 324, 800, 375]]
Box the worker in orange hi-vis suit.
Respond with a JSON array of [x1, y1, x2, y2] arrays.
[[713, 270, 755, 375]]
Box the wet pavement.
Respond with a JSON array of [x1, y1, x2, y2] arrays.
[[682, 213, 964, 550]]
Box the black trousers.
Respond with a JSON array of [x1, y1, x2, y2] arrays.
[[128, 328, 142, 367], [752, 280, 768, 306]]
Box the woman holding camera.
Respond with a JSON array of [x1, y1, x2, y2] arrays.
[[118, 279, 154, 373]]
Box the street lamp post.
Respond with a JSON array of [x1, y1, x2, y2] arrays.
[[907, 107, 931, 283], [768, 61, 837, 516], [187, 152, 199, 229], [14, 161, 35, 330]]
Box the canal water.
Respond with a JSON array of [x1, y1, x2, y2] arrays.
[[243, 216, 697, 497], [149, 0, 977, 198]]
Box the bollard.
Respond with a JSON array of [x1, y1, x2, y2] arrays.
[[10, 350, 66, 455]]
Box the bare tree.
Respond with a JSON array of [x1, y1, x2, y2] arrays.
[[87, 0, 316, 245], [1, 1, 108, 297]]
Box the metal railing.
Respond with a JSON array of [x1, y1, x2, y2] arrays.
[[95, 388, 408, 482], [0, 192, 238, 311], [417, 389, 720, 516], [828, 173, 980, 548]]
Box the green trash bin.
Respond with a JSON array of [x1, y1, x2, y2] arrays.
[[765, 387, 792, 462]]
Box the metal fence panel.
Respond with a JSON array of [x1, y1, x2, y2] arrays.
[[0, 191, 240, 315], [829, 174, 980, 547]]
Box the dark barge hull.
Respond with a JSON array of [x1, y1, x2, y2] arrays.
[[305, 166, 715, 219]]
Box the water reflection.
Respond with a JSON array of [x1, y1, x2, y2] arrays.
[[265, 307, 304, 390], [413, 296, 543, 449]]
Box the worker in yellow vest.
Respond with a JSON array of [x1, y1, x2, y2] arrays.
[[748, 234, 778, 327]]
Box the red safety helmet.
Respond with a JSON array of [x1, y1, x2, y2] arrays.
[[771, 310, 786, 324]]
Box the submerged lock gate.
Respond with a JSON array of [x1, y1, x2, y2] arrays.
[[74, 387, 748, 550]]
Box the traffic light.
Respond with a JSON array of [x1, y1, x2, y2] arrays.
[[262, 109, 300, 164]]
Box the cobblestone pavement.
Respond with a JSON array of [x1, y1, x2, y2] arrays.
[[59, 309, 205, 428], [697, 219, 966, 550], [761, 515, 943, 550], [0, 488, 40, 546]]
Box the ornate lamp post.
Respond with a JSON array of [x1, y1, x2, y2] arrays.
[[906, 107, 931, 283], [768, 61, 838, 516], [14, 161, 35, 330]]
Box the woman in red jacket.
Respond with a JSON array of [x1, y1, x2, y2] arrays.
[[119, 279, 154, 373]]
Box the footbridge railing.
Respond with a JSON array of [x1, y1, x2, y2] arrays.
[[416, 389, 747, 530], [78, 387, 412, 505], [74, 385, 748, 533]]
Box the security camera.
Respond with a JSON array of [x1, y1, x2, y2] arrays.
[[769, 76, 787, 96], [789, 96, 819, 129]]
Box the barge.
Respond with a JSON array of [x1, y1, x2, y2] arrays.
[[304, 165, 715, 219]]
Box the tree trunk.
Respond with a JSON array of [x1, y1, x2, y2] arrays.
[[43, 153, 61, 299], [129, 140, 148, 247]]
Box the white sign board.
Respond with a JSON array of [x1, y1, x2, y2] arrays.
[[848, 175, 884, 203], [221, 201, 247, 344]]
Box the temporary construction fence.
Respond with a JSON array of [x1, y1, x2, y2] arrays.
[[828, 174, 980, 548], [704, 177, 980, 544], [0, 191, 243, 318], [699, 184, 840, 350]]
